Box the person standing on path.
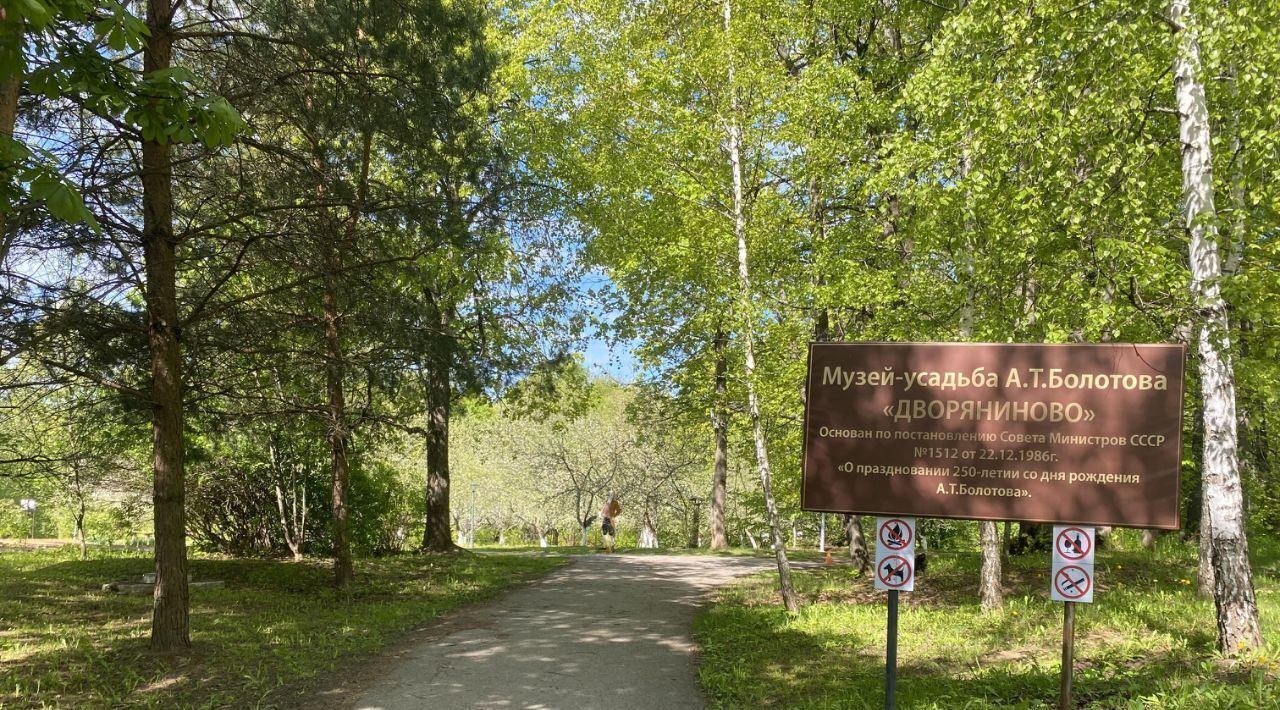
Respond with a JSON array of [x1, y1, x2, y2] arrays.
[[600, 496, 622, 552]]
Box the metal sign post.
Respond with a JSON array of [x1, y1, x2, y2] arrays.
[[1051, 525, 1095, 709], [886, 589, 898, 710], [1060, 601, 1075, 710], [874, 517, 916, 710]]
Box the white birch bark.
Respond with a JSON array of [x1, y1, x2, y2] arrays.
[[959, 131, 1002, 610], [723, 0, 797, 613], [1198, 486, 1214, 597], [1171, 0, 1262, 653], [640, 511, 659, 549]]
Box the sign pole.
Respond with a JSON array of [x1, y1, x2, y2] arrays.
[[885, 588, 898, 710], [874, 516, 914, 710], [1060, 600, 1075, 710]]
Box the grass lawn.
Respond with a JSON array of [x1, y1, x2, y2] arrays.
[[696, 539, 1280, 709], [0, 547, 564, 708]]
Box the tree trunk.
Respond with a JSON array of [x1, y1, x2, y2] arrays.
[[979, 521, 1003, 611], [1172, 0, 1261, 654], [75, 501, 87, 560], [322, 241, 354, 587], [1095, 526, 1111, 551], [1141, 529, 1158, 549], [709, 329, 730, 549], [297, 485, 307, 561], [0, 7, 20, 254], [724, 0, 796, 613], [641, 511, 659, 548], [323, 128, 372, 583], [141, 0, 189, 652], [844, 514, 868, 574], [275, 482, 305, 562], [421, 295, 458, 553], [1011, 523, 1050, 554], [1198, 489, 1214, 597], [959, 136, 1001, 609]]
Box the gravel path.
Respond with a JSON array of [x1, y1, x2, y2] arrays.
[[349, 554, 775, 710]]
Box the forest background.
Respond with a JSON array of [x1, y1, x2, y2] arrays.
[[1, 0, 1277, 661]]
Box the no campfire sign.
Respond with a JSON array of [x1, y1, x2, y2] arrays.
[[1050, 524, 1096, 603], [874, 517, 916, 592]]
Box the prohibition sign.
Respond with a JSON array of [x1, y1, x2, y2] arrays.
[[1054, 565, 1092, 600], [877, 554, 913, 588], [1055, 527, 1092, 560], [879, 519, 913, 550]]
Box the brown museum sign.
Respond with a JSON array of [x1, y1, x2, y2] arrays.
[[801, 343, 1186, 529]]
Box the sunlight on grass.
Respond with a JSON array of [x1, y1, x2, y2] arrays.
[[697, 543, 1279, 709], [0, 547, 564, 708]]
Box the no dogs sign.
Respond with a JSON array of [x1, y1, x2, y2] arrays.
[[874, 517, 916, 592]]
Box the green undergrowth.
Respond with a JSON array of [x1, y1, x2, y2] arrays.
[[697, 541, 1280, 709], [0, 547, 564, 708]]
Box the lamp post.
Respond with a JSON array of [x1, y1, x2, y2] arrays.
[[19, 499, 37, 539], [469, 482, 478, 549], [688, 496, 703, 549]]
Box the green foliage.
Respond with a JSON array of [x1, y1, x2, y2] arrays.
[[499, 0, 1280, 562], [348, 457, 421, 555], [1, 0, 242, 229], [124, 68, 245, 146], [502, 354, 599, 421]]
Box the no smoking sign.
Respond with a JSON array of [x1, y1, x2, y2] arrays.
[[874, 517, 916, 592], [1052, 564, 1094, 602]]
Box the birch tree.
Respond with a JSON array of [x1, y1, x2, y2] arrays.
[[721, 0, 797, 612], [1169, 0, 1262, 654]]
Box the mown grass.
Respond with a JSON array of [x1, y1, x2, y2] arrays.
[[697, 538, 1280, 709], [0, 547, 564, 708]]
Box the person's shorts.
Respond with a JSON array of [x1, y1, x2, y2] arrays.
[[601, 518, 615, 536]]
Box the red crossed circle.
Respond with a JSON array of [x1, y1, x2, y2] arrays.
[[1054, 565, 1091, 599], [877, 554, 913, 588], [1055, 527, 1092, 560], [878, 519, 913, 551]]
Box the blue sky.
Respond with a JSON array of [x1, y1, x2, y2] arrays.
[[582, 337, 638, 383]]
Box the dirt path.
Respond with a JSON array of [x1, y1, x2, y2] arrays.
[[346, 554, 775, 710]]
